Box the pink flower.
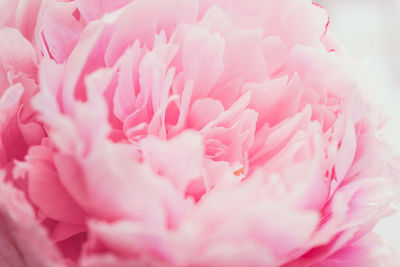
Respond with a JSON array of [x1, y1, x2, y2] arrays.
[[0, 0, 399, 266]]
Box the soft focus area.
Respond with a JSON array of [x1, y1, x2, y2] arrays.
[[0, 0, 399, 265], [315, 0, 400, 252]]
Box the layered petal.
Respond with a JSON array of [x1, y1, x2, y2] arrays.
[[0, 0, 398, 266]]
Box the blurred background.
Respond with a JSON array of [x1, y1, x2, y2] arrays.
[[314, 0, 400, 253]]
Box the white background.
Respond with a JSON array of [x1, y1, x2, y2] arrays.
[[315, 0, 400, 253]]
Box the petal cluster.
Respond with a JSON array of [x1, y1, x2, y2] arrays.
[[0, 0, 399, 266]]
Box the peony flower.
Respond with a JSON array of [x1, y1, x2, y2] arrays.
[[0, 0, 399, 266]]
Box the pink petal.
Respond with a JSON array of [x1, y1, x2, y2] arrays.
[[77, 0, 133, 21], [0, 174, 65, 267], [113, 41, 142, 121], [23, 145, 86, 224], [88, 220, 171, 261], [0, 27, 37, 83], [62, 19, 106, 113], [39, 1, 84, 63], [140, 131, 204, 193], [260, 36, 290, 76], [104, 0, 197, 66], [182, 26, 225, 100], [188, 98, 224, 130]]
